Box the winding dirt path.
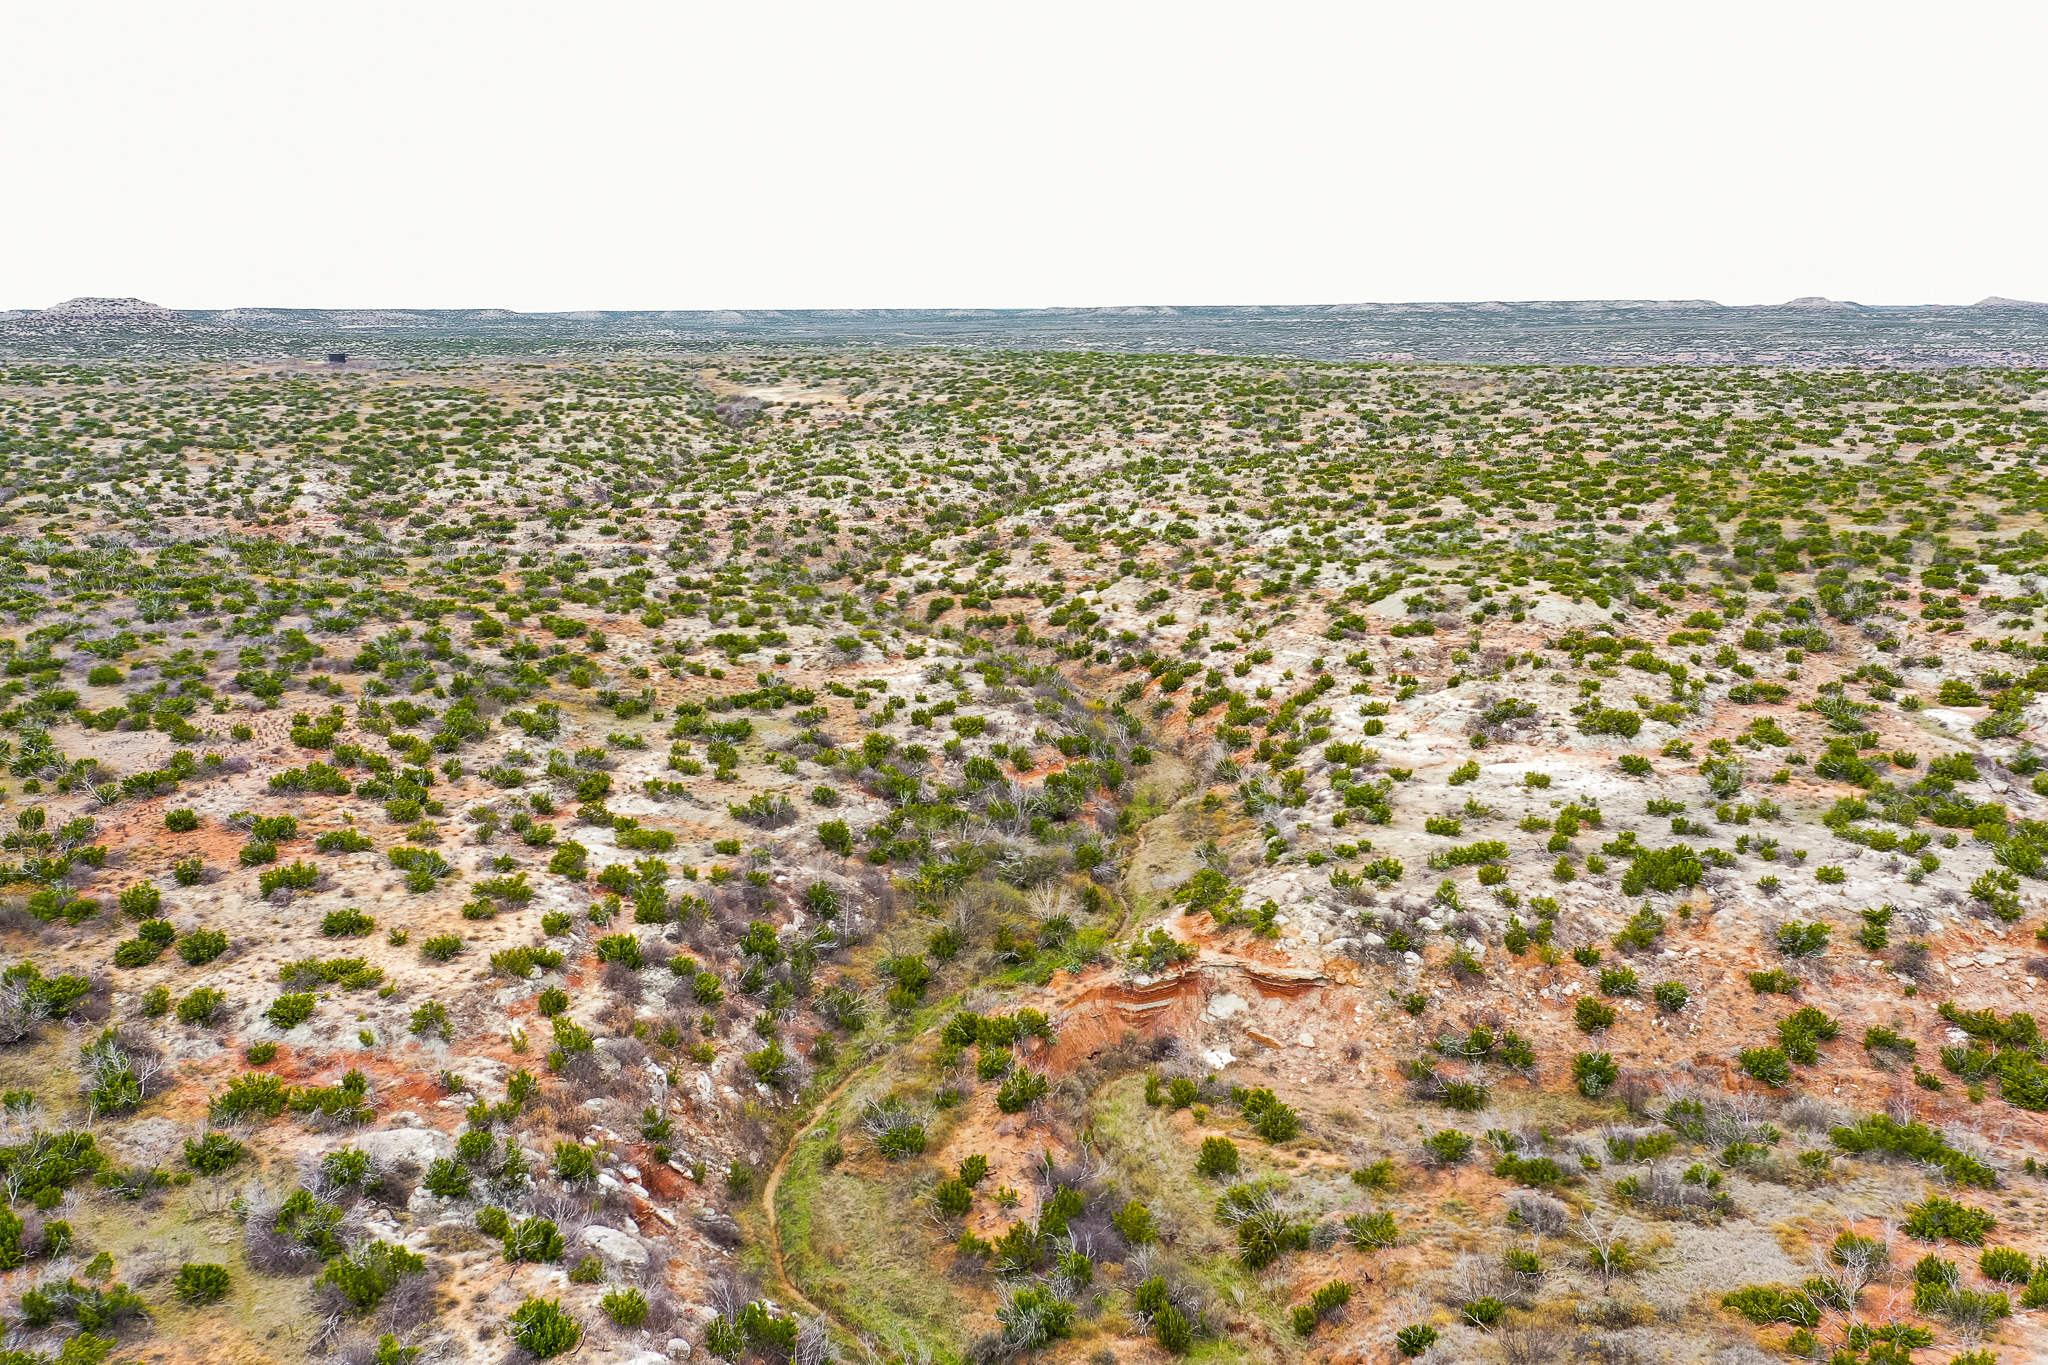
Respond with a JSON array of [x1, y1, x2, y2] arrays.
[[762, 1066, 866, 1326]]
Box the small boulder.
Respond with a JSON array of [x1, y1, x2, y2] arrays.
[[695, 1209, 743, 1248], [356, 1126, 456, 1170], [583, 1224, 650, 1267]]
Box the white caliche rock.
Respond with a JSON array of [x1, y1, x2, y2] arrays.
[[165, 1035, 228, 1064], [589, 1039, 630, 1078], [1921, 708, 1982, 738], [584, 1224, 651, 1268], [355, 1126, 456, 1170]]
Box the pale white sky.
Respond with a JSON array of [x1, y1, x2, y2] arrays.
[[5, 0, 2043, 311]]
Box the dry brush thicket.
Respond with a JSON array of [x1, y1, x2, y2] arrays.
[[0, 352, 2041, 1364]]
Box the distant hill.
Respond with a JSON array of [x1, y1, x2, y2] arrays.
[[32, 296, 188, 321]]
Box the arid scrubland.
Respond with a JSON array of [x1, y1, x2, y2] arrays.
[[0, 351, 2045, 1365]]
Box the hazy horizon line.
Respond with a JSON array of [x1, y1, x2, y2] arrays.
[[9, 293, 2045, 316]]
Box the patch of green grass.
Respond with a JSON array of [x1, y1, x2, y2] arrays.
[[28, 1178, 304, 1357], [778, 1105, 970, 1352], [1085, 1074, 1307, 1342], [1091, 1075, 1243, 1232]]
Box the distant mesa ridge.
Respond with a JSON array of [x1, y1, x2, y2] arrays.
[[10, 294, 2048, 365], [16, 295, 2048, 322]]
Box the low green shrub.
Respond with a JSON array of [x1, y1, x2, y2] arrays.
[[175, 987, 226, 1026], [1904, 1195, 1997, 1245], [1739, 1046, 1794, 1087], [1395, 1324, 1438, 1357], [315, 1239, 426, 1312], [1721, 1284, 1820, 1327], [1981, 1247, 2032, 1283], [321, 908, 375, 937], [995, 1069, 1048, 1114], [177, 929, 229, 966], [419, 934, 463, 962], [1344, 1211, 1398, 1248], [508, 1297, 581, 1358], [1776, 1006, 1840, 1064], [1235, 1087, 1301, 1142], [173, 1262, 231, 1304], [209, 1072, 289, 1123], [1196, 1136, 1239, 1178], [1422, 1130, 1472, 1165], [183, 1133, 245, 1175], [601, 1287, 649, 1328], [263, 993, 317, 1029], [1573, 1051, 1619, 1097], [1492, 1154, 1568, 1187], [503, 1216, 565, 1263]]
